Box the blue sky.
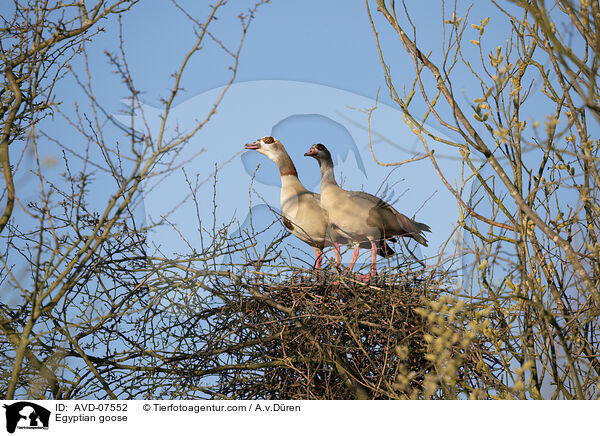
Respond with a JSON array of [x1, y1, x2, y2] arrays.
[[119, 1, 394, 106], [110, 1, 470, 267], [2, 1, 516, 269], [117, 1, 475, 263]]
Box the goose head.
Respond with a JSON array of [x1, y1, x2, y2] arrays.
[[304, 143, 332, 163], [244, 136, 287, 163]]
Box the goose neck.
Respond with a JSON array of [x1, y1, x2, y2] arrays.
[[275, 151, 298, 178], [319, 157, 338, 186]]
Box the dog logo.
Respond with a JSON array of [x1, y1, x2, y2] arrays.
[[3, 402, 50, 433]]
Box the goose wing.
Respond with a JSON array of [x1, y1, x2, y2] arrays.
[[348, 190, 430, 246]]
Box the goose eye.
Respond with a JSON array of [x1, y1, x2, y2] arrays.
[[315, 144, 325, 151], [263, 136, 274, 144]]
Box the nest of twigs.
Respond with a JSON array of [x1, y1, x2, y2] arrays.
[[203, 265, 446, 399]]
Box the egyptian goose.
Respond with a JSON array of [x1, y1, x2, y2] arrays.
[[305, 143, 430, 279], [244, 136, 344, 269]]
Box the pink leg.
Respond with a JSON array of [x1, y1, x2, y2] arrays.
[[313, 248, 322, 269], [358, 241, 377, 282], [333, 243, 341, 269], [348, 244, 360, 271], [370, 240, 377, 276]]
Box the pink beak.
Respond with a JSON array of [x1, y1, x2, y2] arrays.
[[245, 140, 261, 150]]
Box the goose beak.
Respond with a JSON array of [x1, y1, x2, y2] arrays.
[[304, 148, 316, 157], [245, 140, 261, 150]]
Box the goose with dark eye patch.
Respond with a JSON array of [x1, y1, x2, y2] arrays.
[[244, 136, 347, 269], [305, 143, 430, 280]]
